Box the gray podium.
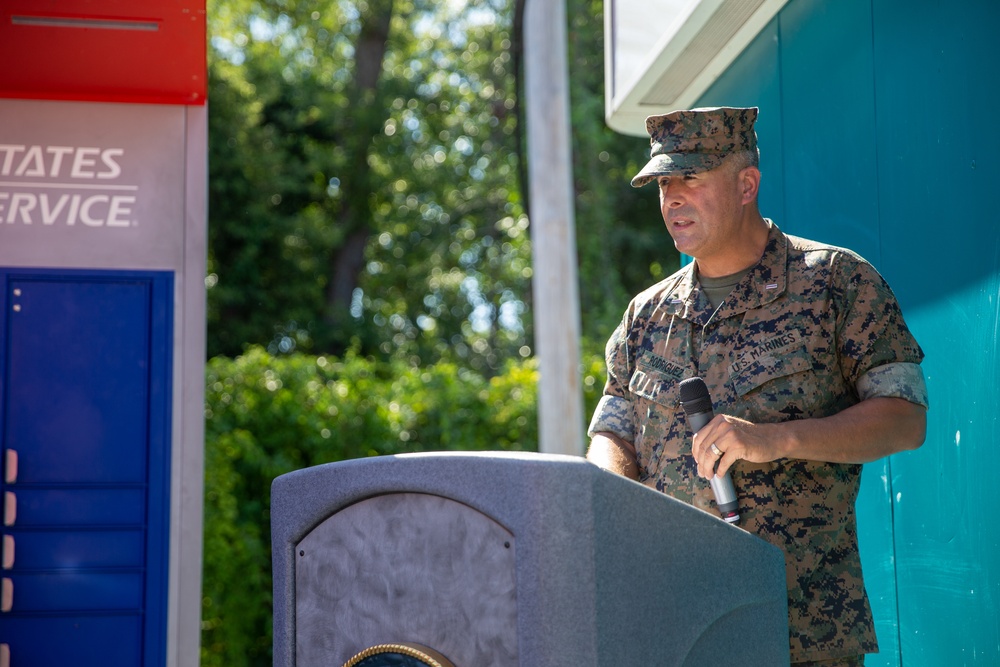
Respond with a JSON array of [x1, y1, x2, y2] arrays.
[[271, 451, 789, 667]]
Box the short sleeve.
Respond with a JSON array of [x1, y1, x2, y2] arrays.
[[833, 255, 924, 389], [587, 320, 636, 441], [856, 362, 929, 407]]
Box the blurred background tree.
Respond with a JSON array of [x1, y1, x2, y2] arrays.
[[206, 0, 672, 368], [208, 0, 529, 371], [201, 0, 679, 664]]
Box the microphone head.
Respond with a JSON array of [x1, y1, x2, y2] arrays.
[[678, 377, 712, 414]]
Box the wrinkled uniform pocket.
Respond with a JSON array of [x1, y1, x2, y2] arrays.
[[731, 340, 824, 424]]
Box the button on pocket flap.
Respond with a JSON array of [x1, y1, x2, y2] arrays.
[[629, 365, 681, 408], [731, 340, 813, 398]]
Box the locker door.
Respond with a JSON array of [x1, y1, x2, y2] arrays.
[[0, 269, 172, 667]]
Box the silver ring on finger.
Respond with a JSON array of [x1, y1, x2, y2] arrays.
[[710, 443, 723, 457]]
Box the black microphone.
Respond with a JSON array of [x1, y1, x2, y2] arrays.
[[678, 377, 740, 524]]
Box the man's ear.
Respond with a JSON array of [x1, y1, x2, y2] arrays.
[[740, 166, 761, 205]]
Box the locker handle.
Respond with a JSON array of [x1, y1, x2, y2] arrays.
[[0, 642, 8, 667], [3, 450, 14, 484], [2, 493, 12, 527], [1, 577, 10, 612], [1, 535, 11, 569]]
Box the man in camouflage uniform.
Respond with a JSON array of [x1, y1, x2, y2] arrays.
[[586, 107, 928, 666]]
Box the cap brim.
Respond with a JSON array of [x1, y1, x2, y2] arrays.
[[630, 153, 727, 188]]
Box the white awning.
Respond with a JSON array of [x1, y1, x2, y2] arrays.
[[605, 0, 790, 136]]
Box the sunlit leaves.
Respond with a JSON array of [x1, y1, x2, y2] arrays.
[[207, 0, 533, 370], [206, 0, 673, 367]]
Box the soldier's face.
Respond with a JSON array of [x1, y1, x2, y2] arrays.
[[657, 163, 747, 268]]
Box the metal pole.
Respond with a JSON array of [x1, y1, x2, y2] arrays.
[[523, 0, 585, 456]]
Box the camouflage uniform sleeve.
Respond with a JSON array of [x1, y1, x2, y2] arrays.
[[857, 362, 929, 407], [587, 320, 636, 441], [834, 253, 927, 407]]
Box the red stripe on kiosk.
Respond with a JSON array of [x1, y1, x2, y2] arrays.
[[0, 0, 205, 105]]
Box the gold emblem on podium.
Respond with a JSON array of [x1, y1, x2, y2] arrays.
[[342, 642, 456, 667]]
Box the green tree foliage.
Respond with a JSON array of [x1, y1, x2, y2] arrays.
[[206, 0, 678, 366], [207, 0, 533, 373]]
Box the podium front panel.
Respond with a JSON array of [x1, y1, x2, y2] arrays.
[[272, 451, 790, 667], [295, 492, 518, 666]]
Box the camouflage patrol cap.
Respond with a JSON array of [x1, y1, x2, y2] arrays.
[[630, 106, 759, 188]]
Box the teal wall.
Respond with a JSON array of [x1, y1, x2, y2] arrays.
[[696, 0, 1000, 664]]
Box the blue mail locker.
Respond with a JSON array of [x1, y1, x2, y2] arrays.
[[0, 269, 172, 667]]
